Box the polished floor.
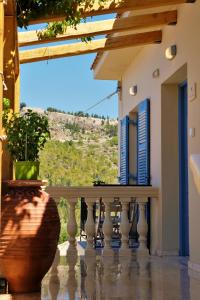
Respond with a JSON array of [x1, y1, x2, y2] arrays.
[[1, 250, 200, 300]]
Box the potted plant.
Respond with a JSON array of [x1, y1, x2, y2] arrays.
[[0, 100, 60, 294], [3, 100, 50, 180]]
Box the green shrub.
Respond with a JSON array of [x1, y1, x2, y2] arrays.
[[39, 139, 118, 244], [65, 122, 81, 134], [104, 124, 118, 137], [109, 136, 118, 147]]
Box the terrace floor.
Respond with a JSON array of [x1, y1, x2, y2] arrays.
[[1, 248, 200, 300]]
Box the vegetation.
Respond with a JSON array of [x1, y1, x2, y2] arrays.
[[3, 109, 50, 161], [3, 98, 10, 110], [64, 122, 81, 134], [39, 114, 118, 243], [47, 107, 66, 114], [20, 102, 27, 110], [16, 0, 108, 32], [39, 140, 117, 186], [39, 139, 118, 243], [46, 106, 108, 119], [104, 123, 118, 137], [16, 0, 110, 46], [109, 136, 118, 147]]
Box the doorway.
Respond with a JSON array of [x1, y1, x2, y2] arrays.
[[178, 81, 189, 256], [161, 63, 189, 256]]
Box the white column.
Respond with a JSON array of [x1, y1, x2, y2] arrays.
[[67, 198, 78, 257], [119, 198, 131, 256], [85, 198, 96, 256], [137, 199, 149, 256], [102, 198, 113, 257]]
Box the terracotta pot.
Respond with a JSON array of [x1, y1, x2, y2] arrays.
[[0, 180, 60, 294]]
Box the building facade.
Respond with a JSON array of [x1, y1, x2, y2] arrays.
[[93, 1, 200, 273]]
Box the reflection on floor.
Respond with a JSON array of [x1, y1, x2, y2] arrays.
[[1, 249, 200, 300]]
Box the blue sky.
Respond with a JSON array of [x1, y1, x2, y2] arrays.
[[20, 16, 118, 118]]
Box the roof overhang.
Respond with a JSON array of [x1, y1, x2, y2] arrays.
[[93, 46, 142, 80], [92, 5, 180, 80]]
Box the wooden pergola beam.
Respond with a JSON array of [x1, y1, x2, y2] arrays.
[[19, 30, 162, 64], [18, 10, 177, 47], [28, 0, 194, 25], [4, 0, 15, 16], [3, 0, 20, 180], [0, 0, 5, 216]]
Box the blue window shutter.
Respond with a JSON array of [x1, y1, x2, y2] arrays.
[[120, 116, 129, 185], [137, 99, 150, 185]]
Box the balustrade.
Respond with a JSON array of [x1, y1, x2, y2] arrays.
[[47, 186, 159, 257]]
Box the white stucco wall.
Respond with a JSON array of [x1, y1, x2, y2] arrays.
[[118, 1, 200, 265]]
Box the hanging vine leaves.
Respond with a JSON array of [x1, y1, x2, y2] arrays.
[[16, 0, 108, 28], [17, 0, 108, 41]]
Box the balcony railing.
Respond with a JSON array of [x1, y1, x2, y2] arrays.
[[46, 186, 159, 257]]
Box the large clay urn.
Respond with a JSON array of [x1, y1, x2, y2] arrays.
[[0, 180, 60, 294]]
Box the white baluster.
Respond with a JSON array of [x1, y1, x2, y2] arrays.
[[85, 198, 96, 256], [67, 198, 78, 257], [137, 199, 149, 256], [102, 198, 113, 257], [119, 198, 131, 256]]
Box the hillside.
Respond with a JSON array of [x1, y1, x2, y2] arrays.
[[22, 108, 119, 186], [22, 108, 119, 243]]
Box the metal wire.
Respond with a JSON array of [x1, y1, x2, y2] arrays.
[[84, 88, 118, 113]]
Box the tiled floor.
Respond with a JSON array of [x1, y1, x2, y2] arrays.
[[1, 250, 200, 300]]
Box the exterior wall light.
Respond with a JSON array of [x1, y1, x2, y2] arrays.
[[129, 85, 137, 96], [165, 45, 177, 60], [152, 69, 160, 78]]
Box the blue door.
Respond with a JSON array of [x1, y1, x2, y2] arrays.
[[179, 82, 189, 256]]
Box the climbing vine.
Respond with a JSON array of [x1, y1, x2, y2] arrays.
[[36, 20, 93, 42], [17, 0, 82, 27], [17, 0, 108, 41]]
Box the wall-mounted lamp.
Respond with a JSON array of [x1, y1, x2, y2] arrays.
[[165, 45, 177, 60], [129, 85, 137, 96], [152, 69, 160, 78]]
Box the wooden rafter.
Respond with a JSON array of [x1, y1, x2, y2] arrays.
[[19, 30, 162, 64], [4, 0, 15, 16], [18, 10, 177, 47], [28, 0, 194, 25]]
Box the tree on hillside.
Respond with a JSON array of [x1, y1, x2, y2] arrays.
[[20, 102, 26, 110]]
